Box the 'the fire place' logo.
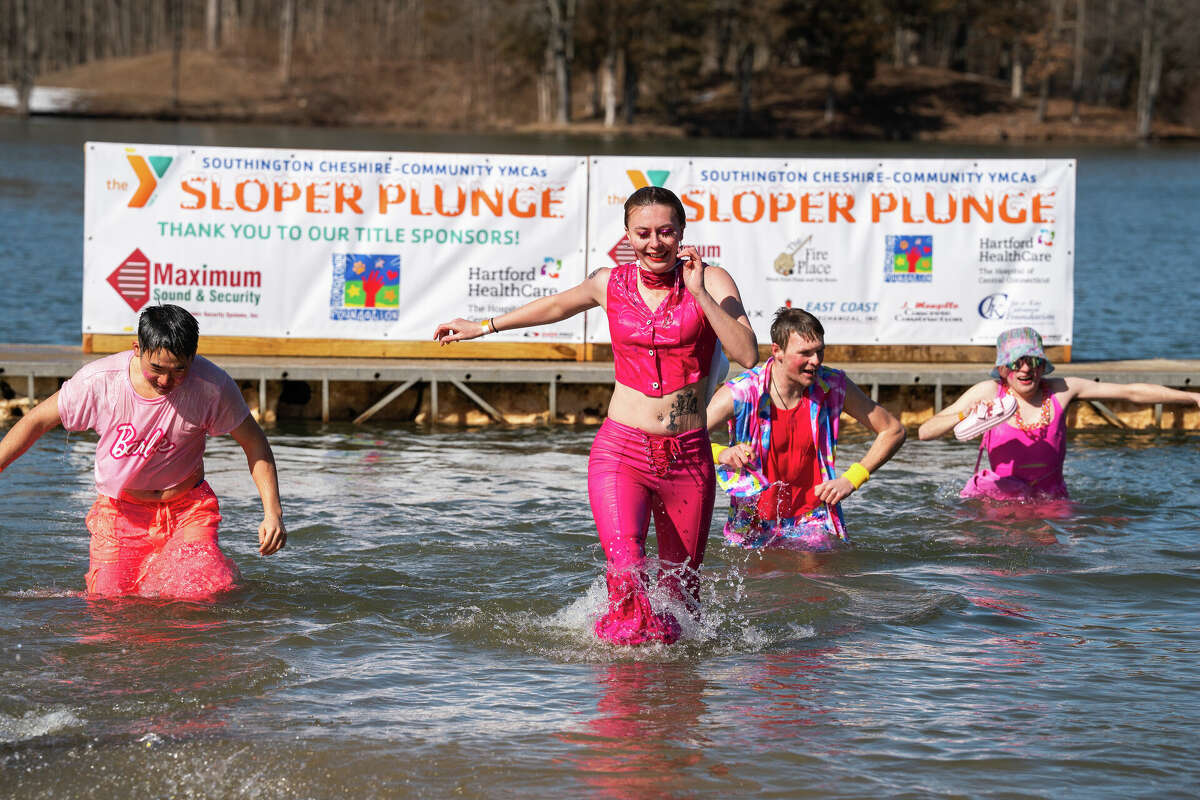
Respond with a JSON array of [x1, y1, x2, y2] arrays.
[[107, 249, 152, 311]]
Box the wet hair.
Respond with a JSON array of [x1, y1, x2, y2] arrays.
[[623, 186, 686, 232], [770, 307, 825, 350], [138, 304, 199, 360]]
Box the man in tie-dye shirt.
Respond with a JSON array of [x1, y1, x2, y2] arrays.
[[706, 308, 905, 550]]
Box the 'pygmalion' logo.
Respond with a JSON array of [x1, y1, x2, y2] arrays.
[[330, 254, 401, 322], [626, 169, 670, 190], [884, 235, 933, 283], [124, 148, 174, 208], [108, 249, 152, 312]]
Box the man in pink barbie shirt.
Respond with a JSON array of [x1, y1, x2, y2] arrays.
[[0, 305, 286, 599]]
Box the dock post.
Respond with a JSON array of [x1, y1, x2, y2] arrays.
[[934, 380, 943, 413], [431, 379, 439, 422], [27, 374, 35, 403], [321, 377, 330, 423], [549, 378, 558, 423], [258, 378, 267, 420], [1154, 403, 1163, 428], [871, 383, 879, 403]]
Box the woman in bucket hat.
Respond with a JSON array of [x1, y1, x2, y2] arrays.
[[918, 327, 1200, 501]]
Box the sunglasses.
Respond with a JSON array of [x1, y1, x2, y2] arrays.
[[1006, 356, 1046, 371]]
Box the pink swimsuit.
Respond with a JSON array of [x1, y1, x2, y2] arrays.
[[589, 263, 718, 645], [962, 381, 1069, 501]]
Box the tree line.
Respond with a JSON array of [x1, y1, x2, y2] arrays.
[[2, 0, 1197, 138]]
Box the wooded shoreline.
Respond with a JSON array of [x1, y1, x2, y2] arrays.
[[4, 1, 1199, 144]]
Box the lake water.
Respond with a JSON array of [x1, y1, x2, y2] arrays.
[[2, 118, 1199, 798]]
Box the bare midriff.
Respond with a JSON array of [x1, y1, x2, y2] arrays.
[[118, 464, 205, 502], [606, 379, 707, 436]]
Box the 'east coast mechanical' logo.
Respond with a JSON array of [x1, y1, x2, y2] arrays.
[[330, 254, 402, 322], [123, 148, 174, 208], [884, 235, 932, 283]]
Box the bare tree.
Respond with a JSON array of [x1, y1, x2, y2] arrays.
[[1071, 0, 1085, 123], [13, 0, 37, 117], [280, 0, 296, 84], [206, 0, 220, 51], [1136, 0, 1163, 138], [545, 0, 576, 124], [1036, 0, 1067, 123]]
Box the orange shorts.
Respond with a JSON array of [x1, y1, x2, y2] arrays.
[[84, 481, 240, 599]]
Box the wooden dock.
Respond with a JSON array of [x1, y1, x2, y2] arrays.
[[1, 344, 1197, 429]]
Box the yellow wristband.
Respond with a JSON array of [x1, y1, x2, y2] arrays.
[[480, 318, 492, 334], [711, 443, 729, 463], [844, 462, 870, 489]]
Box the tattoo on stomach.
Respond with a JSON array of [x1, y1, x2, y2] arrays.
[[666, 390, 699, 432]]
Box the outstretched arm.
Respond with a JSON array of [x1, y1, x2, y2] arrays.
[[687, 253, 758, 367], [228, 415, 286, 556], [814, 380, 907, 505], [1064, 376, 1200, 408], [434, 270, 607, 344], [918, 380, 999, 441], [0, 392, 63, 475]]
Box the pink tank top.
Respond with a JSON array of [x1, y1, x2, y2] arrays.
[[606, 262, 717, 397], [983, 381, 1068, 498]]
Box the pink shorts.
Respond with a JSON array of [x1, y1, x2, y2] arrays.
[[84, 481, 240, 600]]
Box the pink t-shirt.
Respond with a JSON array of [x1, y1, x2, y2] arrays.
[[57, 351, 250, 497]]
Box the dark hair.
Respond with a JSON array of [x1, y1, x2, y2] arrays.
[[623, 186, 686, 231], [138, 304, 199, 359], [770, 307, 825, 349]]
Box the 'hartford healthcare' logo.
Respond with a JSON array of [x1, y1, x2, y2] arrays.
[[884, 235, 933, 283], [330, 254, 401, 322], [626, 169, 670, 190], [124, 148, 174, 208]]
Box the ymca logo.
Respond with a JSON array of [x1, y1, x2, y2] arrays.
[[124, 148, 174, 208], [626, 169, 670, 190]]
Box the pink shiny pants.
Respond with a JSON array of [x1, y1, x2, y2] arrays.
[[588, 419, 715, 645]]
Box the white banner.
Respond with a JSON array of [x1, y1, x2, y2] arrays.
[[586, 156, 1075, 346], [83, 145, 1074, 348], [83, 143, 589, 342]]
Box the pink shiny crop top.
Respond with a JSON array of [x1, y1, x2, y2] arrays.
[[606, 262, 717, 397]]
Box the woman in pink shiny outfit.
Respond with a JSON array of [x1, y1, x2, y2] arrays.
[[435, 187, 757, 645]]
